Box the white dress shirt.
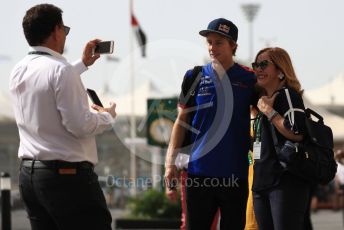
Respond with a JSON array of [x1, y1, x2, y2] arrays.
[[9, 46, 114, 165], [336, 162, 344, 185]]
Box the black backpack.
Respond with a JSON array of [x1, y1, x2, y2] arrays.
[[180, 66, 202, 150], [271, 107, 338, 185]]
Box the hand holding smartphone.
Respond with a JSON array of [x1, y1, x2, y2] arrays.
[[86, 88, 103, 107], [94, 41, 114, 54]]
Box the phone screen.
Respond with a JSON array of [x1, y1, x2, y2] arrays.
[[94, 41, 114, 54], [86, 88, 103, 107]]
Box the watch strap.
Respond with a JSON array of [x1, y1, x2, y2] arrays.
[[267, 109, 279, 122]]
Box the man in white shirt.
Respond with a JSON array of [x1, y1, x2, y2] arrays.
[[9, 4, 116, 230], [335, 150, 344, 190]]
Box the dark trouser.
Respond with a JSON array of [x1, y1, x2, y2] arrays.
[[253, 173, 310, 230], [186, 174, 248, 230], [19, 160, 112, 230]]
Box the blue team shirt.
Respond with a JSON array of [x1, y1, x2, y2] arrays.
[[179, 63, 256, 178]]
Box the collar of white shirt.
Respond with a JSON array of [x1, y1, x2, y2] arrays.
[[29, 46, 66, 61], [29, 46, 88, 72]]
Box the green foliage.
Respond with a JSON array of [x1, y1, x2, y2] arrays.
[[127, 189, 181, 219]]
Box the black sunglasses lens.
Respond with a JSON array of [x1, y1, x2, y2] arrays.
[[260, 60, 269, 69], [253, 60, 270, 70], [64, 26, 70, 35]]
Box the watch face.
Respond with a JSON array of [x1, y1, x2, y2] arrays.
[[149, 118, 174, 145]]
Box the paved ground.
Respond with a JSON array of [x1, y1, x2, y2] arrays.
[[2, 209, 125, 230], [312, 210, 343, 230], [2, 208, 344, 229]]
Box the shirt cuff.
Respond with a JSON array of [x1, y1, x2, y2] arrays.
[[101, 111, 115, 125], [72, 59, 88, 75]]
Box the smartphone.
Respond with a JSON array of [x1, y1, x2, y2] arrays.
[[94, 41, 114, 54], [86, 88, 103, 107]]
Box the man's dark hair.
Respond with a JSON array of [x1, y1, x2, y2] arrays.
[[22, 4, 63, 46]]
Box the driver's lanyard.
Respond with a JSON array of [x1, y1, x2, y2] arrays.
[[252, 112, 263, 160]]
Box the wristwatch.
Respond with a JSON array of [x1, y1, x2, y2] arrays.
[[267, 109, 279, 122]]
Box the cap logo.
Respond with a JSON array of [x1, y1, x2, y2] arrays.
[[218, 24, 230, 33]]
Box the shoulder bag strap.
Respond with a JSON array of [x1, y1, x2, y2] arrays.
[[188, 66, 203, 97], [283, 88, 305, 124]]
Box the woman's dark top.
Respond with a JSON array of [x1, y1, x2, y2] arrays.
[[252, 86, 306, 192]]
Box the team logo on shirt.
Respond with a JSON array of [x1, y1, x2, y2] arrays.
[[198, 75, 213, 96], [200, 75, 212, 85], [218, 24, 230, 33]]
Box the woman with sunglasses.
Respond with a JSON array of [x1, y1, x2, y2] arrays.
[[251, 47, 311, 230]]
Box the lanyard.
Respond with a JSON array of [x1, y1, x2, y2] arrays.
[[248, 150, 253, 165], [28, 51, 51, 56], [253, 112, 263, 142]]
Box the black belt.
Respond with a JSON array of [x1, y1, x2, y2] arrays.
[[21, 159, 94, 170]]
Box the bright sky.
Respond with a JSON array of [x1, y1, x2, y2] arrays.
[[1, 0, 344, 97]]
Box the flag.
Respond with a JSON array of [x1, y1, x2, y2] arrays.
[[131, 13, 147, 57]]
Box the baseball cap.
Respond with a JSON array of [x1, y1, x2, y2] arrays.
[[199, 18, 238, 42]]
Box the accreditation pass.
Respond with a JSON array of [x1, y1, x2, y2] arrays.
[[253, 141, 261, 160]]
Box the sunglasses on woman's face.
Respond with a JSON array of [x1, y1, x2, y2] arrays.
[[251, 60, 273, 70]]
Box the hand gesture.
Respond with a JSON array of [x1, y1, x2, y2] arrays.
[[164, 165, 179, 202], [257, 92, 279, 115], [82, 39, 101, 67], [91, 101, 117, 118], [165, 186, 179, 203]]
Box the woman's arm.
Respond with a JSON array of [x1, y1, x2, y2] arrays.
[[269, 113, 303, 142], [258, 94, 303, 142]]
